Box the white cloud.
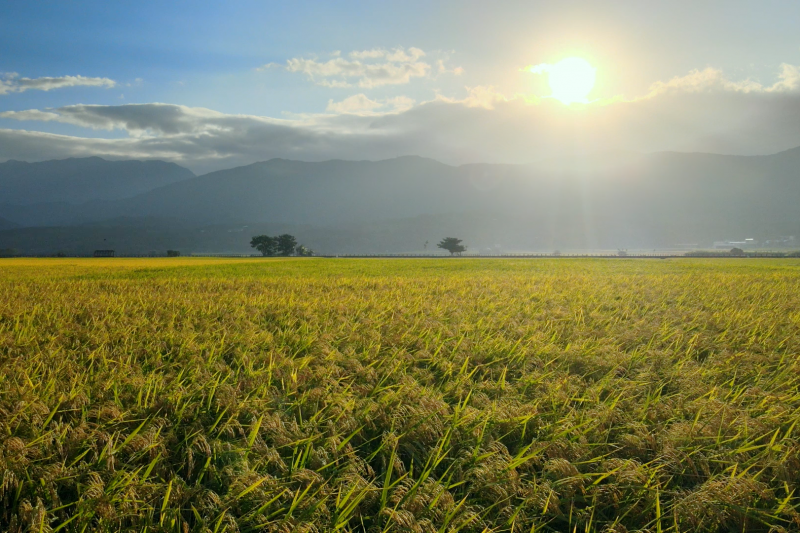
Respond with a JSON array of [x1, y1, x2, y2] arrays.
[[266, 47, 464, 88], [386, 96, 416, 112], [255, 62, 282, 71], [385, 47, 426, 63], [317, 79, 354, 89], [437, 59, 464, 76], [348, 47, 426, 62], [646, 64, 800, 97], [1, 104, 237, 137], [326, 94, 416, 115], [461, 86, 506, 109], [435, 86, 507, 109], [274, 47, 431, 88], [768, 63, 800, 92], [526, 63, 552, 75], [0, 73, 116, 95], [349, 49, 388, 60], [326, 94, 384, 114], [0, 109, 66, 122]]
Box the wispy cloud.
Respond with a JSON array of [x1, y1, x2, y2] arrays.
[[646, 64, 800, 97], [0, 73, 116, 95], [1, 104, 229, 135], [264, 47, 432, 88], [525, 63, 552, 75], [437, 59, 464, 76], [326, 94, 415, 115], [435, 86, 507, 110]]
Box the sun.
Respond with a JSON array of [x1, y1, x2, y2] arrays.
[[546, 57, 596, 104]]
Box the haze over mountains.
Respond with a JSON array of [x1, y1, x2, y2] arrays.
[[0, 157, 195, 205], [0, 216, 18, 231], [1, 149, 799, 254]]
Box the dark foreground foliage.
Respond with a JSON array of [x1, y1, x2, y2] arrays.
[[2, 258, 800, 532]]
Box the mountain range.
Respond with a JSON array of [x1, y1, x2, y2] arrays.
[[0, 157, 194, 205], [1, 149, 799, 254]]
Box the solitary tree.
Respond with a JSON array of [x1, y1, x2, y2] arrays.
[[250, 235, 277, 256], [438, 237, 466, 256], [295, 245, 314, 257], [730, 247, 745, 256], [276, 234, 298, 256]]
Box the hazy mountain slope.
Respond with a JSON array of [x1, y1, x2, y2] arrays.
[[122, 149, 800, 240], [0, 217, 17, 230], [1, 156, 476, 226], [119, 156, 472, 225], [2, 149, 799, 250], [0, 157, 195, 205], [608, 148, 800, 240]]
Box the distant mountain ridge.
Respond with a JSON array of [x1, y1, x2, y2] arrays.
[[1, 149, 799, 252], [0, 216, 17, 231], [0, 157, 195, 205]]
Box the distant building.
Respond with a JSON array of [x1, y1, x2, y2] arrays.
[[764, 236, 796, 247], [93, 249, 115, 257], [713, 239, 757, 250]]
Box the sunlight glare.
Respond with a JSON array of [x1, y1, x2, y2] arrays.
[[545, 57, 596, 104]]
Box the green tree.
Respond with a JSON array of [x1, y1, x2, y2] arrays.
[[437, 237, 466, 256], [295, 245, 314, 257], [276, 234, 298, 256], [250, 235, 277, 256]]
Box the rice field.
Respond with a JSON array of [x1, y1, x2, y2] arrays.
[[2, 257, 800, 532]]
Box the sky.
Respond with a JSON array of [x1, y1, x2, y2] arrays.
[[2, 0, 800, 173]]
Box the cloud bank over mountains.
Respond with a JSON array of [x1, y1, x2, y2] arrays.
[[2, 61, 800, 173]]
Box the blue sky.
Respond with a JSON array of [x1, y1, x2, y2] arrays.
[[2, 0, 800, 172]]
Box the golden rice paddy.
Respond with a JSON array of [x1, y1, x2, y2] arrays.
[[2, 257, 800, 532]]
